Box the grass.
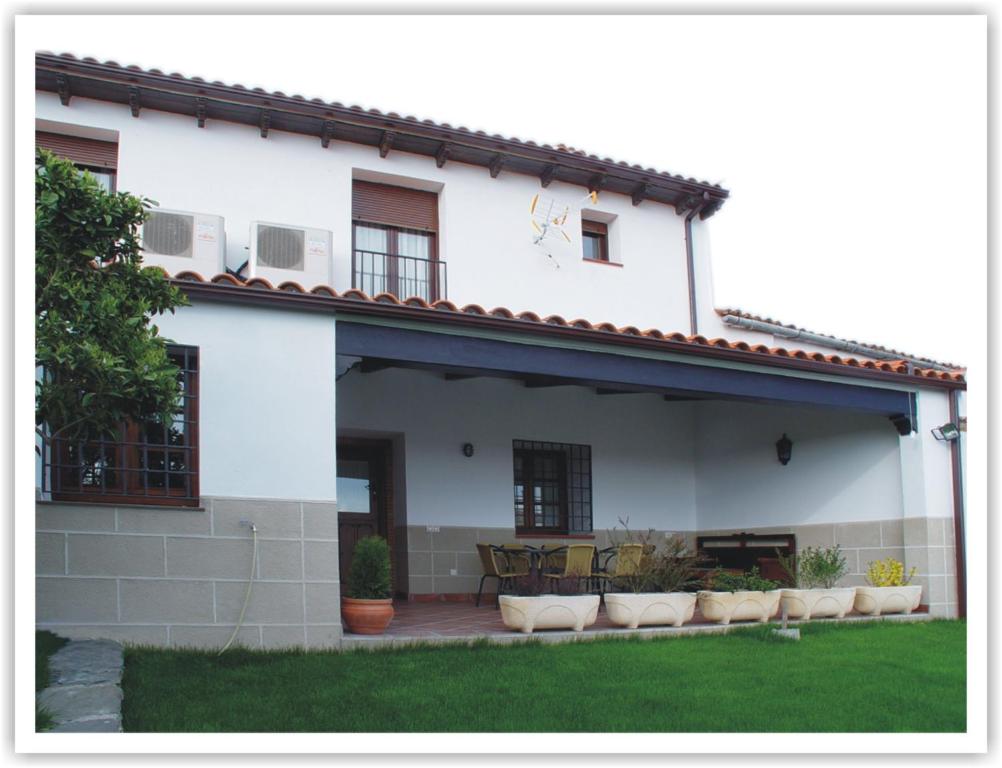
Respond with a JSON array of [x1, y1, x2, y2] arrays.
[[36, 630, 68, 731], [121, 619, 966, 733]]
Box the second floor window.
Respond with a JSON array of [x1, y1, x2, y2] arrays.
[[351, 180, 443, 302], [36, 130, 118, 192], [582, 219, 609, 262], [45, 345, 200, 507]]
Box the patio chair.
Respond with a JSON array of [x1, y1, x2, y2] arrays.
[[593, 543, 645, 595], [475, 543, 529, 608], [542, 544, 596, 593]]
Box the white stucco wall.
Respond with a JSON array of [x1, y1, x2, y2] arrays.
[[336, 367, 698, 532], [692, 400, 905, 529], [37, 93, 697, 333], [898, 388, 955, 520], [154, 301, 337, 501]]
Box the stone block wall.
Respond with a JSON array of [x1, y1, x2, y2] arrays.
[[36, 497, 342, 649]]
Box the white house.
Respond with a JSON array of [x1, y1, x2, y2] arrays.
[[34, 52, 967, 649]]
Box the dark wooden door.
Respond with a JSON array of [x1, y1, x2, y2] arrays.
[[337, 442, 389, 584]]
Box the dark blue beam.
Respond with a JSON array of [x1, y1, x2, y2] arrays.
[[336, 321, 914, 418]]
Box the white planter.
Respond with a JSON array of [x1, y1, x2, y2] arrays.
[[697, 589, 782, 625], [853, 585, 923, 616], [780, 587, 857, 620], [604, 592, 697, 629], [498, 594, 600, 634]]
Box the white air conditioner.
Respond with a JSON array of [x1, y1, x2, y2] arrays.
[[248, 221, 333, 287], [140, 209, 226, 278]]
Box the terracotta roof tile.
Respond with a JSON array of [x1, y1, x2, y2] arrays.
[[166, 270, 965, 384], [717, 307, 963, 371]]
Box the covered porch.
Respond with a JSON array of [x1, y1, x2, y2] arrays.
[[332, 314, 960, 626]]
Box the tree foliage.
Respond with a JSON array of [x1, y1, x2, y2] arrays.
[[35, 148, 188, 441]]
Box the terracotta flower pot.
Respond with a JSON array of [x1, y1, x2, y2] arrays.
[[341, 597, 394, 634]]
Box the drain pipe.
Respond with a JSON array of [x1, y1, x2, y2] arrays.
[[684, 192, 710, 336], [721, 313, 960, 373], [948, 390, 967, 618]]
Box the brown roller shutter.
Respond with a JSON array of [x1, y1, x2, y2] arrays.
[[352, 181, 438, 232], [581, 219, 608, 235], [36, 131, 118, 169]]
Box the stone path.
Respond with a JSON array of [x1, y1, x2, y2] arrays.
[[37, 639, 124, 732]]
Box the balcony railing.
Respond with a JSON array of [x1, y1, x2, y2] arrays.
[[352, 249, 447, 303]]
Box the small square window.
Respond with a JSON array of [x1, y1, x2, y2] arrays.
[[582, 219, 609, 262]]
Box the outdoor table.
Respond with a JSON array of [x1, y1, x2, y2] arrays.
[[496, 544, 566, 581]]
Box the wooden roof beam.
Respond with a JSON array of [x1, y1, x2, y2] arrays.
[[379, 130, 395, 157], [489, 153, 505, 178]]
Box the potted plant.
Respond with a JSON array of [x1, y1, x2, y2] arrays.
[[854, 557, 922, 616], [697, 567, 782, 625], [498, 568, 599, 635], [341, 535, 394, 634], [604, 533, 701, 629], [778, 545, 856, 620]]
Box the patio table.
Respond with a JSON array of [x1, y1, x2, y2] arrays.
[[496, 544, 566, 581]]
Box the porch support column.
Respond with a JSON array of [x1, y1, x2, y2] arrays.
[[897, 389, 959, 617]]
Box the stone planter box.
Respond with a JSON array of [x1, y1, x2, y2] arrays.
[[604, 592, 697, 629], [780, 587, 857, 620], [697, 589, 782, 625], [853, 585, 923, 616], [498, 594, 600, 634]]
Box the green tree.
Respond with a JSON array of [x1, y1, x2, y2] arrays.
[[35, 148, 188, 443]]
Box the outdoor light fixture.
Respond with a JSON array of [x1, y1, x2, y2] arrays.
[[776, 434, 793, 466], [931, 423, 961, 442], [462, 443, 475, 457]]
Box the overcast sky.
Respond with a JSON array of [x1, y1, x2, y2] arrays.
[[20, 13, 986, 367]]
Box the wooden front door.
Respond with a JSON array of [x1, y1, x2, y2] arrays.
[[336, 441, 390, 585]]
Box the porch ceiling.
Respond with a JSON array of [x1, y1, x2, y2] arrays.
[[336, 321, 917, 429]]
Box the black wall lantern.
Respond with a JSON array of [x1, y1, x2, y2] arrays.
[[462, 443, 475, 458], [776, 434, 793, 466]]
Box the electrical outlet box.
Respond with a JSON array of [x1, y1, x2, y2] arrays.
[[426, 526, 440, 533]]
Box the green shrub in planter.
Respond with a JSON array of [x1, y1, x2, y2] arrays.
[[778, 545, 849, 589], [346, 536, 391, 599], [709, 566, 779, 592]]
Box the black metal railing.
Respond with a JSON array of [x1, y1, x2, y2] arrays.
[[352, 249, 447, 303]]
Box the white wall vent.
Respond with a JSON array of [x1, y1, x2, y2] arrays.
[[249, 221, 333, 287], [140, 209, 226, 277]]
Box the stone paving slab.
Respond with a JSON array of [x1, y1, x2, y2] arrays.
[[37, 638, 124, 733]]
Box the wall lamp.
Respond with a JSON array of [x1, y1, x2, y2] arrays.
[[931, 423, 961, 442], [462, 442, 475, 458], [776, 434, 793, 466]]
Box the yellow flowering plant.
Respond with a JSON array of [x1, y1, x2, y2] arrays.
[[864, 557, 917, 587]]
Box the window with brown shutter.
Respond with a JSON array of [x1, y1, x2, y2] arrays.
[[351, 181, 444, 302], [36, 130, 118, 192], [582, 218, 609, 262]]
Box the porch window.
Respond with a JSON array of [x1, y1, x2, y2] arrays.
[[512, 440, 592, 535], [45, 345, 199, 507], [351, 180, 445, 302]]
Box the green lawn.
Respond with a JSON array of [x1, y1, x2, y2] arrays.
[[122, 619, 965, 732], [36, 630, 68, 731]]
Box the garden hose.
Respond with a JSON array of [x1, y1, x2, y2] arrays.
[[218, 522, 258, 655]]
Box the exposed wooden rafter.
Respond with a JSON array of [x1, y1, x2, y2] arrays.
[[359, 359, 395, 374], [321, 120, 335, 148], [631, 183, 650, 207], [489, 154, 505, 178], [56, 74, 71, 105], [195, 98, 207, 128], [435, 143, 450, 168], [379, 130, 395, 158], [128, 87, 141, 117], [588, 174, 607, 194], [540, 164, 557, 188], [259, 109, 271, 138]]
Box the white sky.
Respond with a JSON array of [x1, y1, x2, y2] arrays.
[[19, 12, 986, 367]]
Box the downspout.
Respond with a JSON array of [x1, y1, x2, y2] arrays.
[[722, 314, 961, 373], [684, 192, 710, 336], [948, 390, 967, 618]]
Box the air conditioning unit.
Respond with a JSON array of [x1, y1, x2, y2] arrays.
[[249, 221, 333, 287], [140, 209, 226, 277]]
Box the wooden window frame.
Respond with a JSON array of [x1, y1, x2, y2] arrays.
[[351, 221, 441, 302], [49, 346, 200, 507], [513, 440, 592, 536], [582, 219, 609, 262]]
